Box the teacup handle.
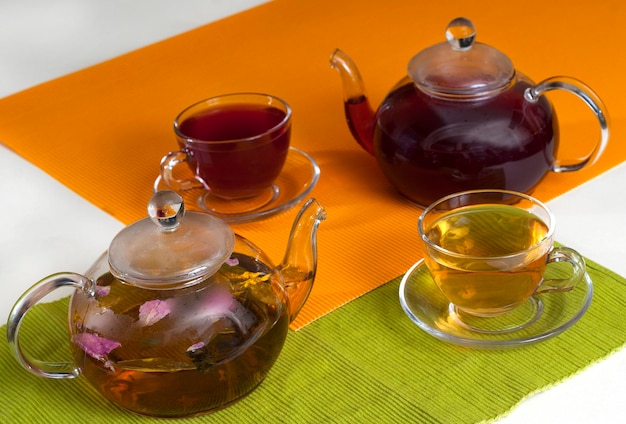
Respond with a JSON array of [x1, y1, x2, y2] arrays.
[[6, 272, 94, 379], [159, 150, 206, 191], [535, 246, 586, 294], [525, 76, 609, 172]]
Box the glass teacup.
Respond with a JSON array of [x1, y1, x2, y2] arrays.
[[160, 93, 291, 213], [418, 189, 586, 333]]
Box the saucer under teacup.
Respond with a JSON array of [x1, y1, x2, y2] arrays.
[[200, 184, 280, 215], [399, 260, 593, 348], [154, 147, 320, 223]]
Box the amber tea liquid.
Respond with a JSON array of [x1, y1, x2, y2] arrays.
[[423, 204, 550, 315], [68, 258, 289, 417]]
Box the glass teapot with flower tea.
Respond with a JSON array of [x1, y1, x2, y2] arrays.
[[7, 191, 326, 417], [330, 17, 609, 206]]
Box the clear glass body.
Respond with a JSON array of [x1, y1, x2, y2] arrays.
[[68, 238, 289, 417], [7, 198, 326, 417]]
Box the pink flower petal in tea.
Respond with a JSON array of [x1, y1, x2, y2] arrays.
[[203, 288, 237, 315], [72, 333, 121, 359], [187, 341, 205, 352], [225, 257, 239, 266], [139, 299, 171, 326], [201, 287, 257, 334], [95, 286, 111, 297]]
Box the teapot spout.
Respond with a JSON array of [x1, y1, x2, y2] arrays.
[[330, 49, 376, 155], [278, 198, 326, 322]]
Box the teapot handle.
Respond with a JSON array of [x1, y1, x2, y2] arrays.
[[524, 76, 609, 172], [6, 273, 94, 379]]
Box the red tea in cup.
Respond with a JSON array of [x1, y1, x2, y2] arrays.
[[161, 93, 291, 201]]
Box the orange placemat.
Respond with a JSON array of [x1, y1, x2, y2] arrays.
[[1, 0, 624, 329]]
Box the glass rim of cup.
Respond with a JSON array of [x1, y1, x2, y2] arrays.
[[418, 189, 556, 260], [173, 92, 292, 145]]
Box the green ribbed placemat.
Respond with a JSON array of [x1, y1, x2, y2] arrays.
[[2, 257, 626, 423]]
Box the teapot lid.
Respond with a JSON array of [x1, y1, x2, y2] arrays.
[[408, 17, 514, 99], [108, 191, 235, 290]]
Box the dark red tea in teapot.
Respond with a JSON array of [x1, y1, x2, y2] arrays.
[[354, 77, 557, 206]]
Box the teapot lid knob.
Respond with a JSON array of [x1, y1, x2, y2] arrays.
[[148, 190, 185, 231], [445, 17, 476, 50]]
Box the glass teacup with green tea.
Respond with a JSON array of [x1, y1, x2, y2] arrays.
[[418, 189, 586, 332]]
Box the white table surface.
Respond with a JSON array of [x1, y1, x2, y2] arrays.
[[1, 1, 625, 422]]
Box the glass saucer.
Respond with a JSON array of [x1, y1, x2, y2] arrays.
[[398, 260, 593, 348], [154, 147, 320, 224]]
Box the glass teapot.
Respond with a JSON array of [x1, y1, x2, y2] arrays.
[[7, 191, 326, 418], [330, 17, 609, 206]]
